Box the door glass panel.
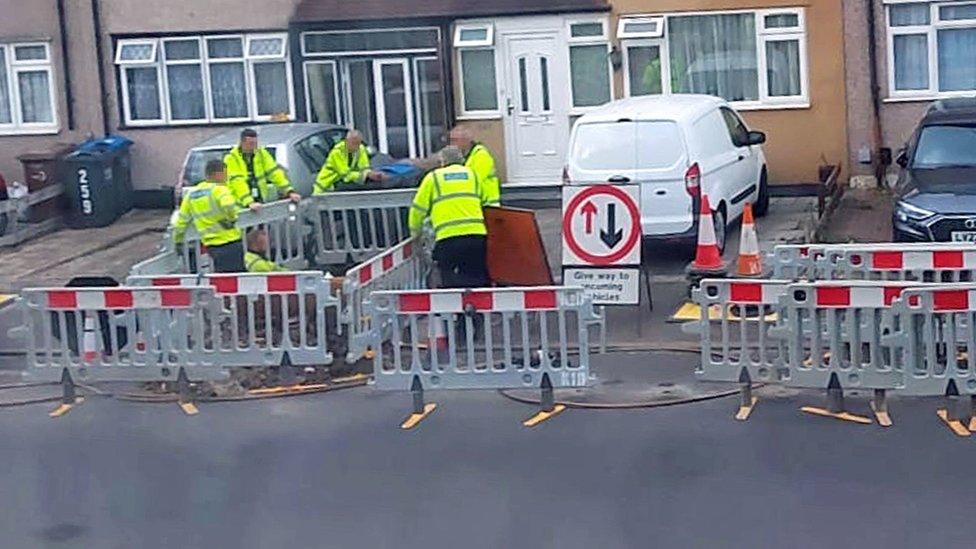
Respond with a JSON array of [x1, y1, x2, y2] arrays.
[[540, 56, 551, 111], [347, 60, 378, 147], [518, 57, 529, 112], [306, 61, 339, 123], [379, 62, 411, 158], [627, 45, 663, 96], [415, 58, 446, 155]]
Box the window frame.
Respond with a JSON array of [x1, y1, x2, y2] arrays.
[[617, 8, 809, 110], [0, 41, 59, 134], [114, 32, 295, 127], [885, 1, 976, 101], [616, 17, 665, 40], [455, 44, 500, 119], [303, 59, 341, 124], [453, 24, 494, 48], [566, 16, 614, 113]]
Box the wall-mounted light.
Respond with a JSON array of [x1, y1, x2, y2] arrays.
[[608, 46, 622, 70]]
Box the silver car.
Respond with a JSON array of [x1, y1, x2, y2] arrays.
[[177, 123, 350, 201]]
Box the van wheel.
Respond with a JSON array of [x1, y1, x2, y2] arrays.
[[754, 169, 770, 217], [713, 204, 727, 255]]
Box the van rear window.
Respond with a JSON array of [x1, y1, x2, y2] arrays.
[[571, 121, 683, 171]]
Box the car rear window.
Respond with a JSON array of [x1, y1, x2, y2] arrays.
[[914, 125, 976, 168], [183, 146, 277, 185], [571, 121, 684, 171]]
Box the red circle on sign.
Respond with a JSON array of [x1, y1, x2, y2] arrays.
[[562, 185, 641, 266]]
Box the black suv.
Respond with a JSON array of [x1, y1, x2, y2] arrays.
[[893, 98, 976, 242]]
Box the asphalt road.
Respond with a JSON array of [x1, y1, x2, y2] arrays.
[[1, 350, 975, 549]]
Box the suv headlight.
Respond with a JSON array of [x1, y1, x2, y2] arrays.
[[895, 200, 935, 223]]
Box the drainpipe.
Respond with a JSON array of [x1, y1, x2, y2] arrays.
[[866, 0, 887, 186], [56, 0, 75, 130], [91, 0, 110, 136]]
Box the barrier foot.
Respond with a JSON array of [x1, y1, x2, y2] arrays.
[[800, 374, 871, 425], [870, 389, 893, 427], [177, 368, 199, 416], [734, 369, 757, 421], [277, 353, 299, 387], [49, 369, 80, 418], [938, 380, 970, 437], [401, 376, 435, 430], [523, 374, 566, 427]]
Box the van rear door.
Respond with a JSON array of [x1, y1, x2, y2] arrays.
[[567, 120, 691, 236]]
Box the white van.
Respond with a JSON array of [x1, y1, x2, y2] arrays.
[[565, 95, 768, 253]]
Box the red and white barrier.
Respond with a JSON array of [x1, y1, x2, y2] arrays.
[[45, 287, 194, 309], [397, 288, 561, 314]]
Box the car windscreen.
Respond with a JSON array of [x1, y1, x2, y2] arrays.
[[913, 125, 976, 168], [183, 146, 277, 185], [571, 121, 684, 171]]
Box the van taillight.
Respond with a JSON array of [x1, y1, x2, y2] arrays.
[[684, 163, 701, 198], [562, 165, 570, 185]]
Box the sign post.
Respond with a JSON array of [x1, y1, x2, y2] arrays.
[[562, 185, 643, 306]]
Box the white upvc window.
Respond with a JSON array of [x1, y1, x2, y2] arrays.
[[566, 17, 613, 112], [114, 32, 294, 126], [453, 22, 499, 117], [618, 8, 809, 110], [886, 1, 976, 100], [0, 41, 58, 135]]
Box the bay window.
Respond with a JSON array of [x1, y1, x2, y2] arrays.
[[115, 33, 293, 126], [620, 8, 808, 109], [0, 41, 58, 134], [887, 1, 976, 97]]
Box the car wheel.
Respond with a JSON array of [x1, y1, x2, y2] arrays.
[[754, 168, 770, 217], [713, 204, 728, 255]]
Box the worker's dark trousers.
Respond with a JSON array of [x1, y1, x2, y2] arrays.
[[208, 240, 246, 273], [433, 235, 489, 288]]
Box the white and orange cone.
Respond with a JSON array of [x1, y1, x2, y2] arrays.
[[691, 195, 725, 272], [81, 315, 98, 363], [736, 203, 763, 277]]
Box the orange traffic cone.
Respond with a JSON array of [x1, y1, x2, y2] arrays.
[[736, 203, 763, 277], [691, 195, 725, 272], [81, 314, 98, 363]]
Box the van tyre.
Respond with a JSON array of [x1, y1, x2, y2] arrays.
[[714, 204, 727, 255], [754, 168, 770, 217]]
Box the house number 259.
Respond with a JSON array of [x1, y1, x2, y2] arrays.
[[78, 168, 92, 215]]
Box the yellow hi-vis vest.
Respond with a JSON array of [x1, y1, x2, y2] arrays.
[[314, 139, 371, 194], [465, 143, 501, 207], [245, 251, 285, 273], [409, 163, 491, 241], [224, 146, 293, 207], [172, 181, 242, 247]]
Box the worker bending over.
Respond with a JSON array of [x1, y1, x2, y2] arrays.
[[449, 127, 501, 207], [225, 128, 300, 210], [172, 160, 245, 273], [409, 146, 492, 288], [245, 228, 286, 273], [314, 129, 384, 194]]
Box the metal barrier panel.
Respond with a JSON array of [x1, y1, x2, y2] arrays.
[[129, 250, 186, 277], [126, 271, 337, 367], [817, 245, 976, 282], [370, 287, 592, 391], [305, 189, 414, 266], [889, 286, 976, 396], [771, 245, 823, 280], [777, 281, 917, 391], [15, 286, 225, 383], [686, 279, 789, 383], [342, 237, 430, 364]]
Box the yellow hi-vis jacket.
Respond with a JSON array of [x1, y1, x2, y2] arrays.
[[172, 181, 242, 247], [314, 140, 371, 194], [409, 163, 491, 241], [465, 143, 501, 207], [224, 146, 293, 207], [245, 251, 286, 273]]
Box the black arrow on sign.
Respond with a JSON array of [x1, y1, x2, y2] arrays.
[[600, 203, 623, 249]]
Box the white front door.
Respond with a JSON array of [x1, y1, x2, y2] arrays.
[[502, 33, 569, 185]]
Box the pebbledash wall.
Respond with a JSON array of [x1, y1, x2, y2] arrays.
[[1, 0, 901, 202]]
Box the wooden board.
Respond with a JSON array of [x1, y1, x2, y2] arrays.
[[485, 206, 553, 286]]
